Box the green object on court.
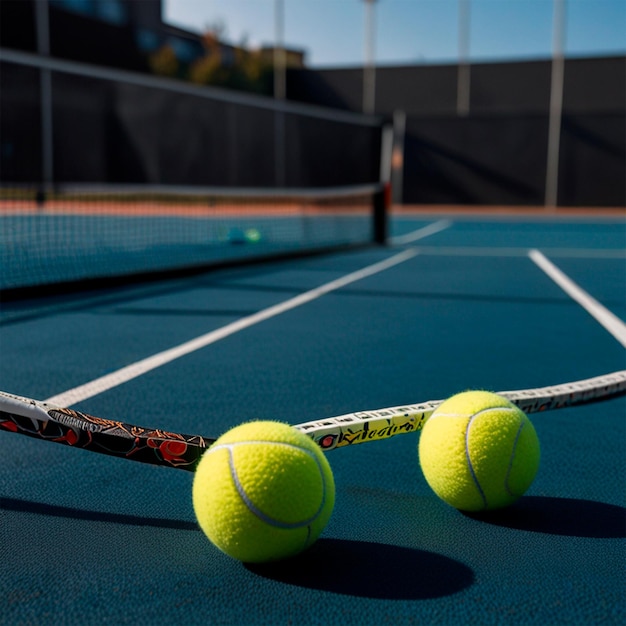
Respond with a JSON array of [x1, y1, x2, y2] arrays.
[[244, 228, 262, 243]]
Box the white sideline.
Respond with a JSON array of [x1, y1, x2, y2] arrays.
[[45, 248, 419, 407], [390, 219, 452, 245], [529, 249, 626, 348]]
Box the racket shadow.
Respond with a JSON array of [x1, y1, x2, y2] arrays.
[[463, 496, 626, 538], [246, 538, 474, 600]]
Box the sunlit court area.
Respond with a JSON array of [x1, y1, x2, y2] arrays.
[[1, 1, 625, 625]]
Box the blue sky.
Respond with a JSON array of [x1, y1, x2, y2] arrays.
[[163, 0, 626, 67]]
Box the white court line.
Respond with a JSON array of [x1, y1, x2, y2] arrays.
[[414, 246, 626, 259], [529, 249, 626, 348], [390, 219, 452, 245], [45, 248, 419, 407]]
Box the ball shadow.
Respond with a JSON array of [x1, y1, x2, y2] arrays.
[[246, 538, 474, 600], [464, 496, 626, 538]]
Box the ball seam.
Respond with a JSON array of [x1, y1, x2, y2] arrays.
[[464, 406, 520, 511], [504, 421, 528, 497], [212, 441, 329, 530]]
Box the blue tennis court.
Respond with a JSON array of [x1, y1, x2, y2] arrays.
[[1, 213, 625, 625]]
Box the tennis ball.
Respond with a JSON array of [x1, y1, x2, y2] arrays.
[[418, 391, 540, 512], [192, 421, 335, 563], [244, 228, 262, 243]]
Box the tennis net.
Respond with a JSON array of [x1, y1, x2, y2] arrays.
[[0, 183, 387, 299]]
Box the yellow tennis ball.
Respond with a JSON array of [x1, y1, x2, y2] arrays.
[[192, 421, 335, 563], [418, 391, 540, 512]]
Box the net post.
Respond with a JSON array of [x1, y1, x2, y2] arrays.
[[373, 183, 389, 244], [35, 188, 47, 209], [391, 109, 406, 205]]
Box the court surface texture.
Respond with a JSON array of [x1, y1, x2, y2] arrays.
[[1, 212, 625, 625]]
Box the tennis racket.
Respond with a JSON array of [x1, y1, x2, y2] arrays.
[[1, 370, 625, 471]]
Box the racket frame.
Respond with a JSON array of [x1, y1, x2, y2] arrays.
[[1, 370, 625, 471]]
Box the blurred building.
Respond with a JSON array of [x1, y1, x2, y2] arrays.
[[0, 0, 304, 76]]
